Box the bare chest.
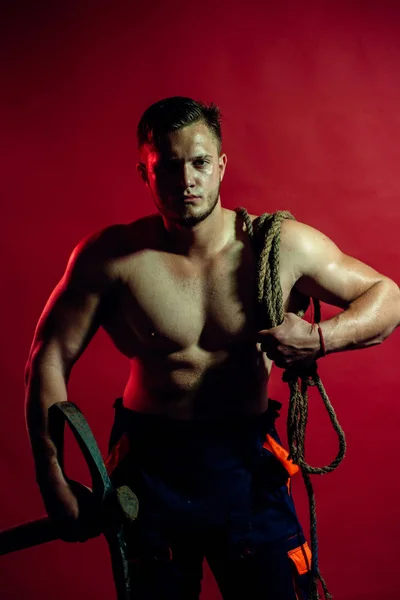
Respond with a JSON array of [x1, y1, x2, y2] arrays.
[[103, 237, 300, 357], [114, 243, 255, 352]]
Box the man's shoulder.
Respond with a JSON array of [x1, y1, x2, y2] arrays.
[[74, 214, 161, 261], [66, 214, 161, 284], [279, 217, 343, 283], [279, 217, 333, 254]]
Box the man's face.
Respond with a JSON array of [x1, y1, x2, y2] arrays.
[[138, 122, 227, 228]]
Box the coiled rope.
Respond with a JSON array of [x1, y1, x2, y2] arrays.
[[236, 207, 347, 600]]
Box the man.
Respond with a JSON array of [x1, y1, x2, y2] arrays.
[[25, 97, 400, 600]]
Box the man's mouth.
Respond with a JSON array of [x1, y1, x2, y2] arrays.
[[182, 195, 201, 202]]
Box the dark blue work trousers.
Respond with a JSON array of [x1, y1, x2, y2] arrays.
[[108, 399, 311, 600]]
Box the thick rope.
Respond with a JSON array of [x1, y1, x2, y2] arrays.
[[236, 207, 347, 600]]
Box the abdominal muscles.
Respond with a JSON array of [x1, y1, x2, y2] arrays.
[[122, 341, 270, 420]]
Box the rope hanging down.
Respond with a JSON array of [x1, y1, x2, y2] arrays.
[[236, 207, 347, 600]]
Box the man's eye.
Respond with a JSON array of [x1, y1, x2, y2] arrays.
[[193, 159, 207, 167], [158, 162, 179, 173]]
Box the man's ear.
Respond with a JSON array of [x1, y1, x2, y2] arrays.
[[136, 162, 149, 185], [219, 153, 228, 181]]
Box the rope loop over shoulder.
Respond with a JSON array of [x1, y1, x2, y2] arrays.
[[235, 207, 346, 600]]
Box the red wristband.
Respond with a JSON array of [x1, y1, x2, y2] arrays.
[[317, 323, 326, 357]]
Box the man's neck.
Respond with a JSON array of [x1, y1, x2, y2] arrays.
[[162, 203, 230, 260]]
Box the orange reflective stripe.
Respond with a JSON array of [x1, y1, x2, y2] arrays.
[[105, 433, 130, 476], [263, 434, 300, 477], [288, 541, 312, 576]]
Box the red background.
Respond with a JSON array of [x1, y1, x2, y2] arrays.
[[1, 2, 400, 599]]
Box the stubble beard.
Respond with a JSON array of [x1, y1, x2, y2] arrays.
[[174, 182, 221, 228]]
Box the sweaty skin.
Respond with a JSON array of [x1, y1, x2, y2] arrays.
[[24, 121, 400, 524], [102, 210, 305, 420]]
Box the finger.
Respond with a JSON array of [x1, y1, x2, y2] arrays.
[[273, 357, 289, 369], [260, 344, 286, 368], [261, 345, 280, 362], [256, 328, 278, 340], [260, 338, 277, 354]]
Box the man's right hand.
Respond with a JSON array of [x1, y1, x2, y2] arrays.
[[37, 461, 101, 542]]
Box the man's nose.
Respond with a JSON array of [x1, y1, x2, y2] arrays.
[[182, 163, 196, 189]]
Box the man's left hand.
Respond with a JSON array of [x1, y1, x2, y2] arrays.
[[256, 313, 322, 370]]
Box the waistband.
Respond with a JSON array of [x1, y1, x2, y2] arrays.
[[109, 398, 284, 473], [112, 397, 282, 435]]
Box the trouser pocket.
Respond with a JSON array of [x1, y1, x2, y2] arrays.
[[288, 538, 312, 600]]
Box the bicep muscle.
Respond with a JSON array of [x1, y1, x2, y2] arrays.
[[281, 220, 386, 309], [29, 241, 107, 371]]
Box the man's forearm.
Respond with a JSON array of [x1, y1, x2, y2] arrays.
[[320, 278, 400, 354], [25, 359, 68, 478]]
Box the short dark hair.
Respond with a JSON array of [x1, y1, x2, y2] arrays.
[[137, 96, 222, 152]]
